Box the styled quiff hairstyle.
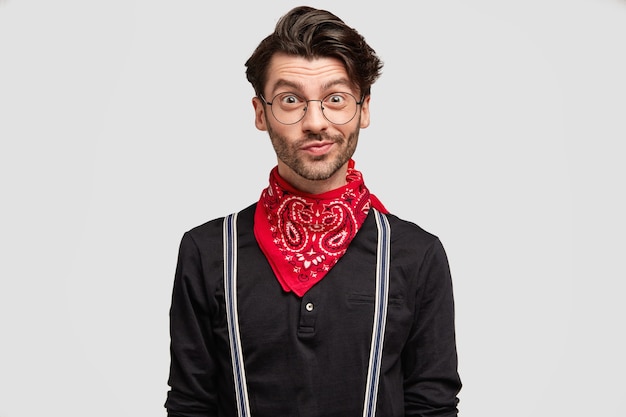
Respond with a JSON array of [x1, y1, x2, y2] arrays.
[[245, 6, 383, 98]]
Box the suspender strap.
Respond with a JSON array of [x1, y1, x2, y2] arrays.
[[223, 212, 251, 417], [362, 209, 391, 417], [223, 209, 391, 417]]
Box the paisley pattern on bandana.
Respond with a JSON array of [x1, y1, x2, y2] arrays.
[[254, 160, 388, 297]]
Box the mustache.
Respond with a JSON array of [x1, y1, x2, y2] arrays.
[[297, 133, 344, 145]]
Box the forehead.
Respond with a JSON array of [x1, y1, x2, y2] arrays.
[[265, 53, 352, 94]]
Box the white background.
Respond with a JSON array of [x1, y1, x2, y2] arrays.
[[1, 0, 625, 416]]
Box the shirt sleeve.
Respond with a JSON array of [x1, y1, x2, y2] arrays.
[[403, 238, 462, 416], [165, 232, 220, 417]]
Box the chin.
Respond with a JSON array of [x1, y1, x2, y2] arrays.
[[297, 160, 344, 182]]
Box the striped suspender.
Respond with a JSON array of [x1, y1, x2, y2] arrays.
[[363, 209, 391, 417], [223, 212, 251, 417], [223, 209, 391, 417]]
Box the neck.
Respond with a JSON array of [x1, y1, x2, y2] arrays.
[[277, 163, 349, 195]]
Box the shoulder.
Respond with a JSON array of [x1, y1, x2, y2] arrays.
[[183, 202, 257, 249], [383, 211, 440, 248], [376, 211, 451, 272]]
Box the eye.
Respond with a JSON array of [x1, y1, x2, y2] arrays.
[[277, 93, 304, 106], [323, 93, 348, 108]]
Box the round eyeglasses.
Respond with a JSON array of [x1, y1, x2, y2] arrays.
[[260, 92, 363, 125]]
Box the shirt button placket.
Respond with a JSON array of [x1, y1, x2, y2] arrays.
[[298, 298, 317, 338]]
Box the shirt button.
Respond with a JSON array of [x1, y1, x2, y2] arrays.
[[305, 302, 314, 312]]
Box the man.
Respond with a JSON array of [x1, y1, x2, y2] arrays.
[[165, 6, 461, 417]]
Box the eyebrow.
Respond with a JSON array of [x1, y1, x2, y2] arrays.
[[270, 78, 353, 95], [272, 79, 304, 93], [322, 78, 352, 91]]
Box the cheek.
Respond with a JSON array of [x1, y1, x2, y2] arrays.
[[269, 123, 300, 141]]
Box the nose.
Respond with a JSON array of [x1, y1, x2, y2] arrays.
[[301, 99, 329, 132]]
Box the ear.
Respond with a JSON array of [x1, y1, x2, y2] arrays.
[[252, 97, 268, 131], [359, 95, 371, 129]]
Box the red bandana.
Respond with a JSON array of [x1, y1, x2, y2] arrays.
[[254, 160, 388, 297]]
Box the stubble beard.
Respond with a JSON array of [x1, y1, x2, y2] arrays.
[[267, 124, 359, 181]]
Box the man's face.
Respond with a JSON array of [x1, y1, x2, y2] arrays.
[[252, 53, 370, 192]]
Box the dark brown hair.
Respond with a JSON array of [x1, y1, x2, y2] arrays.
[[245, 6, 383, 98]]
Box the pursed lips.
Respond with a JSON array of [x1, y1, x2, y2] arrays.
[[301, 141, 334, 155]]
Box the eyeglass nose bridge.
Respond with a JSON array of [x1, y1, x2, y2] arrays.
[[302, 99, 326, 118]]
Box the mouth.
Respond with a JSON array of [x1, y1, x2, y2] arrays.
[[301, 141, 334, 156]]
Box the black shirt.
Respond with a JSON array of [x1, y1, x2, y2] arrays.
[[165, 203, 461, 417]]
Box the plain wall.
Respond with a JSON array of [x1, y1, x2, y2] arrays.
[[1, 0, 625, 416]]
